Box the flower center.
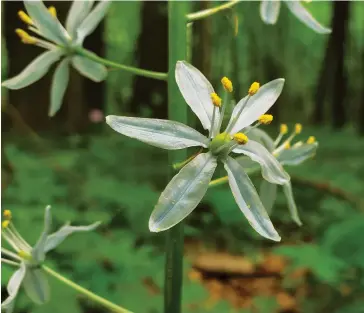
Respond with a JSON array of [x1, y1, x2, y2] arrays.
[[209, 132, 234, 157]]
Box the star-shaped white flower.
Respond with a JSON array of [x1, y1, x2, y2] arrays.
[[106, 61, 289, 241], [260, 0, 331, 34], [2, 0, 111, 116]]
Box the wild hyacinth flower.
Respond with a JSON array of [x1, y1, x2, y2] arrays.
[[260, 0, 331, 34], [237, 124, 318, 225], [2, 0, 111, 116], [1, 207, 100, 312], [106, 61, 289, 241]]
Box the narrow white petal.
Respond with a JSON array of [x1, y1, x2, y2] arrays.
[[106, 115, 208, 150], [32, 206, 52, 263], [226, 79, 285, 134], [149, 153, 217, 232], [259, 180, 277, 214], [283, 182, 302, 226], [224, 156, 281, 241], [260, 0, 281, 25], [23, 269, 50, 305], [285, 1, 331, 34], [175, 61, 220, 131], [277, 142, 318, 166], [66, 1, 95, 39], [72, 56, 107, 82], [233, 140, 290, 185]]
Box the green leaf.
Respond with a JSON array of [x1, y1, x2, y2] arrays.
[[106, 115, 208, 150], [49, 58, 70, 117], [23, 268, 50, 305], [2, 50, 64, 90], [223, 156, 281, 241], [149, 153, 217, 232], [71, 55, 107, 82]]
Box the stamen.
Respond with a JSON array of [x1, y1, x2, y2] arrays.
[[221, 77, 233, 93], [307, 136, 316, 144], [3, 210, 12, 220], [284, 142, 291, 149], [48, 6, 57, 18], [258, 114, 273, 125], [18, 10, 33, 25], [15, 28, 37, 44], [248, 82, 260, 96], [295, 123, 302, 134], [233, 133, 249, 145], [280, 124, 288, 135], [2, 220, 10, 229], [211, 93, 222, 107]]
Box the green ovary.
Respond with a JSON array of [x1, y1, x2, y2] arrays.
[[209, 132, 233, 156]]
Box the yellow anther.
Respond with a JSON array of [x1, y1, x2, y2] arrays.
[[248, 82, 260, 96], [18, 10, 33, 25], [15, 29, 37, 45], [295, 123, 302, 134], [211, 93, 222, 107], [284, 142, 291, 150], [2, 220, 10, 229], [48, 6, 57, 18], [258, 114, 273, 125], [221, 77, 233, 93], [280, 124, 288, 135], [18, 250, 32, 260], [233, 133, 249, 145], [3, 210, 12, 220], [307, 136, 316, 144]]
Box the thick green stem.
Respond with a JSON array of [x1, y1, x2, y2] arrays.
[[42, 265, 133, 313], [165, 2, 190, 313], [75, 47, 167, 81], [187, 0, 241, 22]]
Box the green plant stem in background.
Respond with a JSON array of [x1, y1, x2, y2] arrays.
[[187, 0, 241, 22], [75, 47, 167, 81], [165, 2, 190, 313], [42, 265, 133, 313]]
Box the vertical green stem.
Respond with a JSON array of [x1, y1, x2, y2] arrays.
[[165, 2, 190, 313]]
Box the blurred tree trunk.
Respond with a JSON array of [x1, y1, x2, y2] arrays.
[[313, 1, 350, 128], [129, 1, 167, 119], [3, 1, 104, 133], [358, 49, 364, 135]]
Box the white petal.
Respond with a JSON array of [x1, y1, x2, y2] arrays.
[[2, 50, 64, 90], [23, 269, 50, 305], [24, 1, 70, 44], [175, 61, 220, 131], [72, 56, 107, 82], [226, 78, 285, 134], [76, 0, 111, 44], [259, 180, 277, 214], [284, 1, 331, 34], [44, 222, 101, 253], [283, 182, 302, 226], [247, 128, 275, 151], [149, 153, 217, 232], [66, 1, 95, 39], [277, 142, 318, 166], [106, 115, 208, 150], [32, 206, 52, 263], [233, 140, 290, 185], [49, 58, 70, 117], [260, 0, 281, 25], [224, 156, 281, 241], [1, 264, 26, 312]]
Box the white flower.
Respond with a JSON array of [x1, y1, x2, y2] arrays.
[[106, 61, 289, 241], [2, 0, 111, 116], [237, 125, 319, 226], [260, 0, 331, 34], [1, 206, 100, 312]]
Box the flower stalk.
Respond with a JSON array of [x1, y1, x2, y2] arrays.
[[187, 0, 241, 22]]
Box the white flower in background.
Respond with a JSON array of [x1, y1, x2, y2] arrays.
[[260, 0, 331, 34], [106, 61, 289, 241], [2, 0, 111, 116], [1, 207, 100, 313], [237, 124, 318, 225]]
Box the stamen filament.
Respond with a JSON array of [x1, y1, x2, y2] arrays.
[[1, 247, 22, 261], [1, 258, 21, 267], [217, 91, 229, 134], [6, 228, 30, 252], [209, 105, 217, 139], [2, 232, 21, 252], [10, 224, 32, 250]]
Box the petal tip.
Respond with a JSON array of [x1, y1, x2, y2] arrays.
[[148, 219, 161, 233]]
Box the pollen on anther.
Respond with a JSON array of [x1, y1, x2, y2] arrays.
[[211, 93, 222, 107], [233, 133, 249, 145], [3, 210, 12, 220], [307, 136, 316, 144], [280, 124, 288, 134], [15, 29, 37, 45], [221, 77, 233, 93], [2, 220, 10, 229], [258, 114, 273, 125], [18, 10, 33, 25], [295, 123, 302, 134], [248, 82, 260, 96], [284, 142, 291, 150], [48, 6, 57, 18]]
